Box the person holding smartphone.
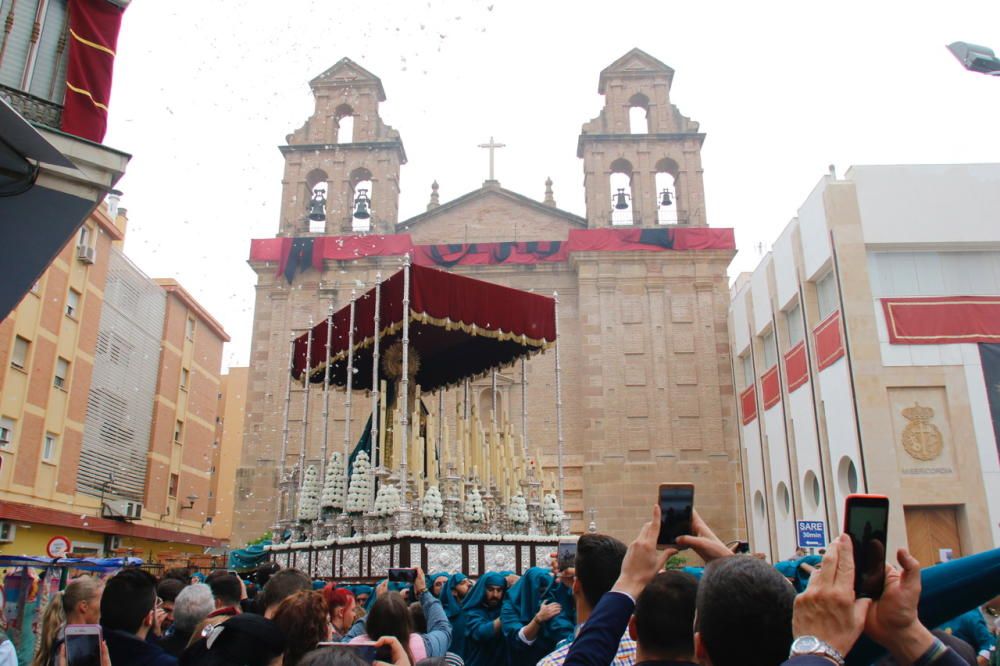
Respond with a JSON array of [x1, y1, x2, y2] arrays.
[[100, 569, 177, 666], [345, 568, 452, 660]]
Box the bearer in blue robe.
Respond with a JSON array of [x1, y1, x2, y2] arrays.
[[463, 571, 509, 666], [500, 566, 563, 665]]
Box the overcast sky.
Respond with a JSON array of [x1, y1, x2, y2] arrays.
[[103, 0, 1000, 369]]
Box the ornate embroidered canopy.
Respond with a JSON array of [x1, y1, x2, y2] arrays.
[[291, 264, 556, 391]]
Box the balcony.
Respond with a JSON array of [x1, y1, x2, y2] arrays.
[[0, 84, 63, 129]]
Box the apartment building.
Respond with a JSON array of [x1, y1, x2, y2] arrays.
[[729, 164, 1000, 566], [0, 202, 235, 558]]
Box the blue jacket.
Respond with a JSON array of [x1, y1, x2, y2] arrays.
[[937, 609, 995, 656], [104, 629, 177, 666]]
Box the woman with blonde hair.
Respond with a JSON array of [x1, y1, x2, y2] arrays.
[[33, 576, 105, 666]]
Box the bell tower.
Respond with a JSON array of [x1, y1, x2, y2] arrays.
[[578, 49, 707, 227], [277, 58, 406, 236]]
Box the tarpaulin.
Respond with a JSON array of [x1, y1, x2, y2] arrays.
[[61, 0, 126, 142], [882, 296, 1000, 344], [814, 311, 845, 370], [784, 342, 809, 393]]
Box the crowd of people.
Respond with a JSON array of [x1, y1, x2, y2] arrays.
[[7, 506, 998, 666]]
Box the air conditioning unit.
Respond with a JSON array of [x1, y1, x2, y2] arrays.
[[104, 534, 122, 552], [76, 245, 96, 264], [0, 521, 15, 543], [102, 499, 142, 521], [126, 501, 142, 520]]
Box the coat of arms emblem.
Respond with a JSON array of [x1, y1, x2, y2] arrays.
[[901, 403, 943, 461]]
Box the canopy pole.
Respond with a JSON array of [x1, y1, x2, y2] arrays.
[[491, 371, 498, 424], [277, 334, 294, 529], [370, 273, 383, 513], [344, 290, 356, 485], [463, 379, 470, 479], [521, 357, 528, 457], [437, 389, 444, 482], [553, 292, 565, 509], [399, 254, 412, 516], [299, 321, 314, 493], [320, 303, 333, 484]]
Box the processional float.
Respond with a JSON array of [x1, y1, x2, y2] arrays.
[[264, 256, 572, 580]]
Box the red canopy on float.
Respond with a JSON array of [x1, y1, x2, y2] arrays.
[[291, 264, 556, 391]]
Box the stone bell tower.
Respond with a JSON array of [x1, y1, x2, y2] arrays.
[[579, 48, 707, 227], [278, 58, 407, 236]]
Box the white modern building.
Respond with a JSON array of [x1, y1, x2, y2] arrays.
[[729, 164, 1000, 564]]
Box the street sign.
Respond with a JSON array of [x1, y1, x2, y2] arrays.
[[46, 535, 72, 558], [796, 520, 826, 549]]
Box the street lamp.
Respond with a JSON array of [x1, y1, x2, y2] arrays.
[[946, 42, 1000, 75]]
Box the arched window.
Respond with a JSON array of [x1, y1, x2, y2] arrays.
[[349, 167, 373, 233], [335, 104, 354, 144], [838, 456, 859, 495], [655, 158, 679, 225], [628, 93, 649, 134], [776, 482, 791, 518], [305, 169, 329, 233], [609, 158, 634, 226], [803, 470, 821, 513]]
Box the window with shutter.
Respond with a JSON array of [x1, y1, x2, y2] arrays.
[[0, 0, 41, 89], [27, 0, 69, 103]]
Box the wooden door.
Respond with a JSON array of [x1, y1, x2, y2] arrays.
[[903, 506, 963, 567]]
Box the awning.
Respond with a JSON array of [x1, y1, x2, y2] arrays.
[[291, 264, 556, 391], [0, 555, 143, 571]]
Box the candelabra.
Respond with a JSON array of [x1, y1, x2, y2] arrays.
[[523, 467, 543, 536], [442, 464, 462, 533], [483, 484, 500, 535], [587, 508, 598, 534]]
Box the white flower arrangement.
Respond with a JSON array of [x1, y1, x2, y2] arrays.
[[320, 452, 347, 510], [508, 492, 530, 525], [373, 483, 401, 517], [421, 486, 444, 519], [296, 465, 321, 521], [464, 486, 485, 523], [346, 451, 372, 514], [542, 493, 564, 526]]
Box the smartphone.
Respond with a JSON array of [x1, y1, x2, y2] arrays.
[[735, 541, 750, 554], [657, 483, 694, 548], [65, 625, 102, 666], [843, 494, 889, 599], [388, 567, 417, 584], [557, 537, 578, 570], [317, 643, 378, 663]]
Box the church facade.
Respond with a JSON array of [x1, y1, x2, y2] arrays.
[[233, 49, 746, 547]]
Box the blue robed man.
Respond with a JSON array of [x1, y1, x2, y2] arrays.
[[429, 572, 450, 598], [440, 573, 472, 658], [501, 566, 565, 665], [463, 571, 509, 666]]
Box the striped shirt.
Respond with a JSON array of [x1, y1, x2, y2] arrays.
[[537, 629, 636, 666]]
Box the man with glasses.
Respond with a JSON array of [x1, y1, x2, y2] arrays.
[[101, 569, 178, 666], [538, 534, 632, 666]]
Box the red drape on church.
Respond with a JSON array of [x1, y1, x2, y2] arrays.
[[881, 296, 1000, 344], [61, 0, 125, 142], [740, 385, 757, 425], [784, 342, 809, 393], [251, 228, 736, 270], [814, 311, 845, 370], [761, 366, 781, 410], [291, 264, 556, 391]]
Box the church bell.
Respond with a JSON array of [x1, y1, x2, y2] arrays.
[[308, 190, 327, 221], [613, 188, 630, 210], [353, 189, 372, 220], [659, 189, 673, 207]]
